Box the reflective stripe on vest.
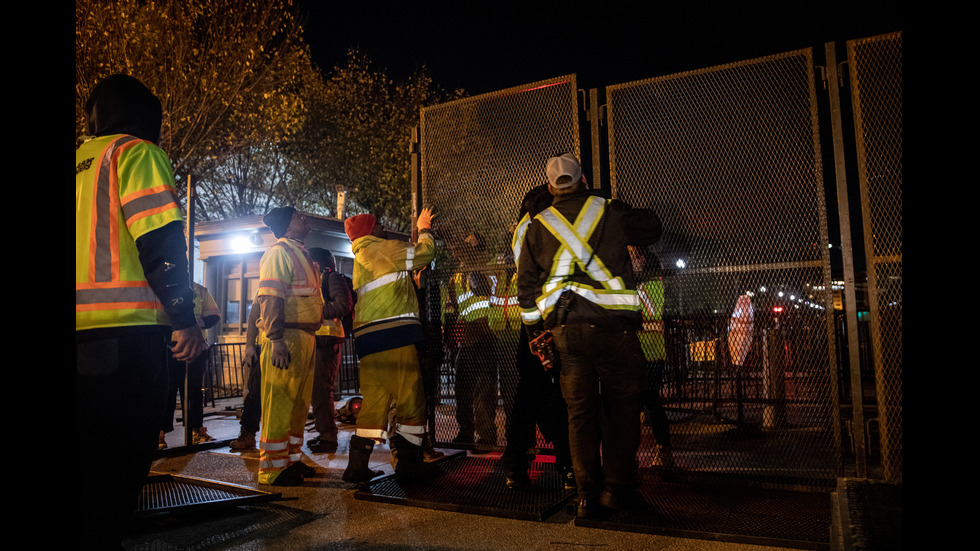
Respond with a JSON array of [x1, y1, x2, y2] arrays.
[[530, 196, 638, 321], [258, 239, 320, 299], [454, 273, 490, 322], [512, 213, 531, 260]]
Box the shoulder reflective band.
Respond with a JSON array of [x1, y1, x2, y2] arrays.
[[512, 214, 531, 260], [535, 197, 624, 291], [121, 184, 180, 228], [358, 270, 409, 294]]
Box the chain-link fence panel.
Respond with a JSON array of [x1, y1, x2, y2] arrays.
[[419, 76, 580, 451], [848, 31, 902, 483], [606, 49, 841, 486]]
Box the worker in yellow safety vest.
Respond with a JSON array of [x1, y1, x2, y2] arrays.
[[631, 246, 674, 468], [488, 255, 521, 439], [446, 231, 498, 449], [76, 74, 206, 549], [342, 209, 438, 482], [254, 207, 323, 486]]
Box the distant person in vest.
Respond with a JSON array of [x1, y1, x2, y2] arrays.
[[447, 230, 498, 450], [516, 153, 662, 519], [307, 247, 353, 454], [342, 208, 438, 483], [159, 282, 221, 448], [255, 207, 323, 486], [630, 245, 675, 468], [76, 74, 207, 549]]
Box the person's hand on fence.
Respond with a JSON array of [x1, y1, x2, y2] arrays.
[[417, 206, 436, 231]]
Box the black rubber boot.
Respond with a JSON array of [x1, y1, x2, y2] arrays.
[[390, 434, 439, 479], [342, 435, 383, 483]]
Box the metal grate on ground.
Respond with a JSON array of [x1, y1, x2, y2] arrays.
[[355, 453, 575, 521], [577, 469, 832, 550], [137, 473, 282, 517]]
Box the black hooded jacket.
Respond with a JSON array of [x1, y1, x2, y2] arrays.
[[78, 75, 197, 339], [85, 74, 163, 144]]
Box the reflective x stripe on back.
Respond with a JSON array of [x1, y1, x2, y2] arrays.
[[531, 196, 638, 319], [535, 196, 624, 293]]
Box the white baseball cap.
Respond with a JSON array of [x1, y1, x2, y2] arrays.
[[546, 153, 582, 189]]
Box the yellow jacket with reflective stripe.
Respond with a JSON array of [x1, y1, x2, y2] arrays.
[[351, 233, 435, 328], [257, 238, 323, 326], [349, 232, 435, 356], [76, 134, 184, 331]]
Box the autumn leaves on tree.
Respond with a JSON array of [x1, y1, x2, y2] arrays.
[[76, 0, 460, 230]]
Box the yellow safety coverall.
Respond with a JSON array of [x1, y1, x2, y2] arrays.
[[256, 237, 323, 484]]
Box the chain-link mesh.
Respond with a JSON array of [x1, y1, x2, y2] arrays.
[[419, 76, 580, 449], [848, 32, 902, 483], [606, 49, 840, 486]]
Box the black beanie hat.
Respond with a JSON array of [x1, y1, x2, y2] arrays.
[[263, 206, 296, 238]]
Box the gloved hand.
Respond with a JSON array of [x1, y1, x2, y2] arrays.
[[529, 329, 558, 371], [417, 206, 436, 231], [270, 339, 291, 369], [242, 344, 258, 368]]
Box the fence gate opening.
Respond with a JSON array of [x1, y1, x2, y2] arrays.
[[406, 33, 901, 548]]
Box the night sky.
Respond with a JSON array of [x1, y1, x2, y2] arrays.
[[296, 1, 903, 95]]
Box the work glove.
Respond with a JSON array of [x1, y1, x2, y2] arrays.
[[270, 339, 291, 370], [528, 329, 558, 371], [242, 344, 258, 368]]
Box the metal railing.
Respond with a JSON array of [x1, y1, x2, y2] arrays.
[[198, 338, 363, 408]]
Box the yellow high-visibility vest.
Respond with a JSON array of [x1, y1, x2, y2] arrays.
[[257, 238, 323, 326], [76, 134, 184, 331]]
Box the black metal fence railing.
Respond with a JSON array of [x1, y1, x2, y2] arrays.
[[196, 337, 363, 410]]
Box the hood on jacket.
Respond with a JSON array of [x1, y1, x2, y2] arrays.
[[84, 74, 162, 144]]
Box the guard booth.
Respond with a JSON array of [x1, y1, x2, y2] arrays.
[[388, 32, 901, 549]]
